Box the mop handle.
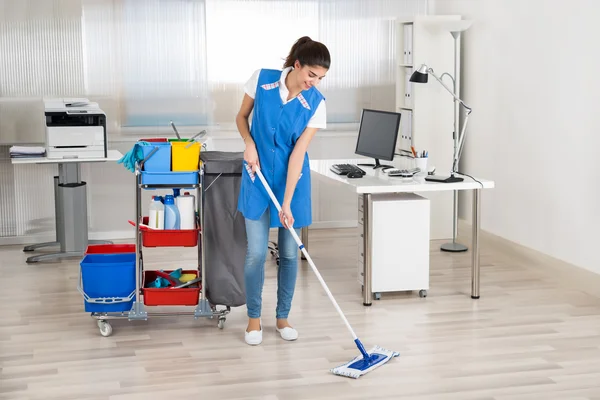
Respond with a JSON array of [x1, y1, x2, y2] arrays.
[[254, 167, 359, 342]]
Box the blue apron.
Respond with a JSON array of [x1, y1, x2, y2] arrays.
[[237, 68, 325, 228]]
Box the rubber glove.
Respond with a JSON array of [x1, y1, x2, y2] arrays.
[[169, 268, 183, 279], [117, 145, 136, 173], [117, 141, 149, 173], [150, 277, 170, 288], [149, 269, 181, 288]]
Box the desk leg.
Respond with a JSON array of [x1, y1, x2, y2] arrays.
[[363, 193, 373, 306], [23, 241, 59, 253], [471, 188, 481, 299], [301, 227, 308, 260]]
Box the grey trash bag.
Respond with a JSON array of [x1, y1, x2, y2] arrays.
[[200, 151, 247, 307]]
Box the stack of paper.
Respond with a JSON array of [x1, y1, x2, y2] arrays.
[[9, 146, 46, 158]]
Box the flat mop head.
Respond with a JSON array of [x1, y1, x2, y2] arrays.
[[331, 345, 399, 379]]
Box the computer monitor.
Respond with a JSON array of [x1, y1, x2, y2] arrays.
[[355, 109, 401, 170]]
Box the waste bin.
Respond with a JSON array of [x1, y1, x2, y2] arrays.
[[201, 151, 247, 307]]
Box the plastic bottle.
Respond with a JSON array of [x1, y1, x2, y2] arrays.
[[184, 191, 197, 210], [148, 196, 165, 229], [164, 194, 180, 230], [173, 188, 181, 198], [176, 192, 195, 230]]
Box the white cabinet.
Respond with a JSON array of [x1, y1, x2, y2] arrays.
[[358, 193, 430, 296], [396, 15, 462, 240]]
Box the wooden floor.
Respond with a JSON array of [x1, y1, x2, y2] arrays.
[[1, 226, 600, 400]]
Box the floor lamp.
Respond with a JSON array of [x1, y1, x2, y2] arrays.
[[409, 19, 473, 253]]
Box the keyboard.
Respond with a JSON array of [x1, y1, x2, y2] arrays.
[[387, 168, 420, 177], [330, 163, 366, 176]]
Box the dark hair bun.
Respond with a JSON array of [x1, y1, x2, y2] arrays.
[[284, 36, 330, 70]]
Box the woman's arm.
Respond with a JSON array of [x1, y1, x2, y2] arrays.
[[236, 94, 260, 171], [236, 94, 254, 144], [279, 127, 318, 228]]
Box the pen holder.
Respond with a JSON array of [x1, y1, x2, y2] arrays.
[[414, 157, 428, 174]]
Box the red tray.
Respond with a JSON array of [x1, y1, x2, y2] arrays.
[[85, 244, 135, 254], [142, 270, 200, 306], [141, 217, 199, 247], [139, 137, 168, 142]]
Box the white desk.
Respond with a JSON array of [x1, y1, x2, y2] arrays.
[[10, 149, 123, 166], [11, 150, 123, 263], [309, 159, 495, 305]]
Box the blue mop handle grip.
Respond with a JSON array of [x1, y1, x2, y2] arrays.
[[254, 167, 359, 342], [354, 338, 371, 361]]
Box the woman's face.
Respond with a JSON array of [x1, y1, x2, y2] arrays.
[[294, 61, 328, 90]]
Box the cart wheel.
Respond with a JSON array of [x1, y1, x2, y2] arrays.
[[374, 292, 381, 300], [98, 320, 113, 337], [419, 290, 428, 298], [217, 317, 226, 329], [276, 258, 280, 266]]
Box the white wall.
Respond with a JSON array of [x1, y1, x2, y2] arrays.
[[431, 0, 600, 274]]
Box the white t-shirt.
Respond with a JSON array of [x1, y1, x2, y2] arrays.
[[243, 67, 327, 129]]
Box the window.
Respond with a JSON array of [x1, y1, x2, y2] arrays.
[[5, 0, 428, 132], [204, 0, 319, 126], [82, 0, 209, 128], [204, 0, 428, 126]]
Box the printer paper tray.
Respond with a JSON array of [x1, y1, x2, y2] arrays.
[[47, 126, 104, 147], [47, 146, 106, 159]]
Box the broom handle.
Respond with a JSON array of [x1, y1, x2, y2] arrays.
[[255, 167, 359, 342]]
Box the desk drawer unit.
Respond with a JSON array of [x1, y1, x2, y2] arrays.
[[357, 193, 430, 294]]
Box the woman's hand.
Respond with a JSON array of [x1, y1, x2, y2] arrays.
[[244, 141, 260, 172], [279, 203, 294, 229]]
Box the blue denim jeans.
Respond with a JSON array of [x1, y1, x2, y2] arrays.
[[244, 208, 300, 319]]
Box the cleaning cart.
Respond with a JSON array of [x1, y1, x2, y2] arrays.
[[79, 140, 246, 336]]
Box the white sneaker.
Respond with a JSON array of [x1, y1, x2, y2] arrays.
[[245, 323, 262, 345], [276, 326, 298, 341]]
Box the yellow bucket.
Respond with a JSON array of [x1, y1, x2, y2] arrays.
[[170, 140, 201, 171]]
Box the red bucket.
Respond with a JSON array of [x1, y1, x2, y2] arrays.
[[85, 244, 135, 255]]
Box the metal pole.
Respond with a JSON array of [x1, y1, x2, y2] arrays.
[[471, 188, 481, 299], [129, 171, 146, 319], [135, 173, 140, 305], [441, 31, 468, 253], [200, 169, 206, 302], [194, 166, 212, 317], [362, 193, 373, 306]]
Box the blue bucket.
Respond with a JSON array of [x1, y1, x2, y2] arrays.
[[79, 253, 136, 312], [140, 170, 199, 185], [141, 142, 171, 172]]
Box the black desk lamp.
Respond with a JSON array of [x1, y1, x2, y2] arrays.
[[409, 64, 472, 183]]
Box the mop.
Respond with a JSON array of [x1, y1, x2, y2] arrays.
[[247, 164, 399, 379]]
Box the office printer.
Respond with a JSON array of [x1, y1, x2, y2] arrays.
[[44, 98, 107, 159]]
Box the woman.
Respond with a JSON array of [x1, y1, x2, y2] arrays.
[[236, 36, 330, 345]]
